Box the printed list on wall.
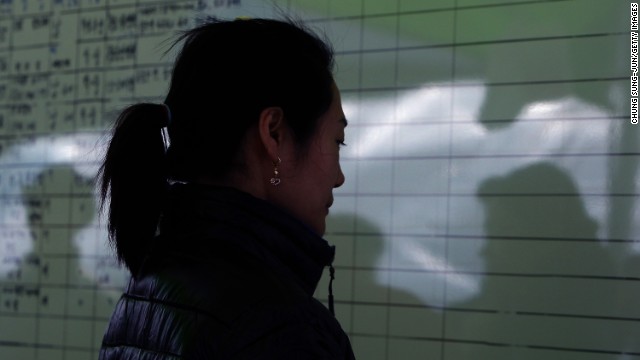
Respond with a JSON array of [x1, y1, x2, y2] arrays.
[[0, 1, 249, 359], [0, 0, 638, 360]]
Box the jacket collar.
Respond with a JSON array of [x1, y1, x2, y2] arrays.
[[157, 183, 335, 296]]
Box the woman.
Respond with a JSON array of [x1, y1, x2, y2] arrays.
[[98, 17, 354, 359]]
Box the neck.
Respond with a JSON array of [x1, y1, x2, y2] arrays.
[[195, 170, 268, 202]]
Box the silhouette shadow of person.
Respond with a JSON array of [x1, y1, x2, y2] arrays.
[[322, 213, 443, 360], [445, 162, 621, 359], [0, 164, 112, 359]]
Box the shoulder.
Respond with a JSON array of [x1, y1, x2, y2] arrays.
[[100, 252, 278, 357], [118, 269, 353, 359]]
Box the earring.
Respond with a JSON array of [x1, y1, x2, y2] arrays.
[[270, 157, 281, 186]]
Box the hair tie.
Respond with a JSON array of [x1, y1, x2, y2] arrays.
[[161, 103, 172, 128], [160, 103, 171, 152]]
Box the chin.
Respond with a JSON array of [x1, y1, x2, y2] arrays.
[[301, 211, 327, 236], [313, 221, 326, 236]]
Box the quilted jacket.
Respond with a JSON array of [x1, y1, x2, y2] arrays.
[[99, 183, 355, 359]]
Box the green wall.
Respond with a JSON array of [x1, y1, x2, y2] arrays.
[[0, 0, 636, 359]]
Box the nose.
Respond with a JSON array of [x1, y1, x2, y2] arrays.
[[334, 164, 345, 188]]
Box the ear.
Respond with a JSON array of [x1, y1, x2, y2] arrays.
[[258, 107, 287, 161]]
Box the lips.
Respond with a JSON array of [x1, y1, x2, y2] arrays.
[[325, 201, 333, 215], [327, 198, 334, 208]]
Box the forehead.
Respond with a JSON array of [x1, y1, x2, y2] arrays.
[[317, 104, 346, 134], [325, 87, 346, 126], [309, 84, 346, 140]]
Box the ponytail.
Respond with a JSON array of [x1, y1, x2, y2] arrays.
[[98, 103, 170, 275]]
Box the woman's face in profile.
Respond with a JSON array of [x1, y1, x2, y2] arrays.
[[277, 84, 347, 235]]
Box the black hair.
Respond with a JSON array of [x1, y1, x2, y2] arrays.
[[98, 17, 335, 274]]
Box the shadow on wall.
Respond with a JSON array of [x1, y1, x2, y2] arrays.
[[0, 165, 113, 359], [325, 214, 443, 360], [447, 162, 623, 358]]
